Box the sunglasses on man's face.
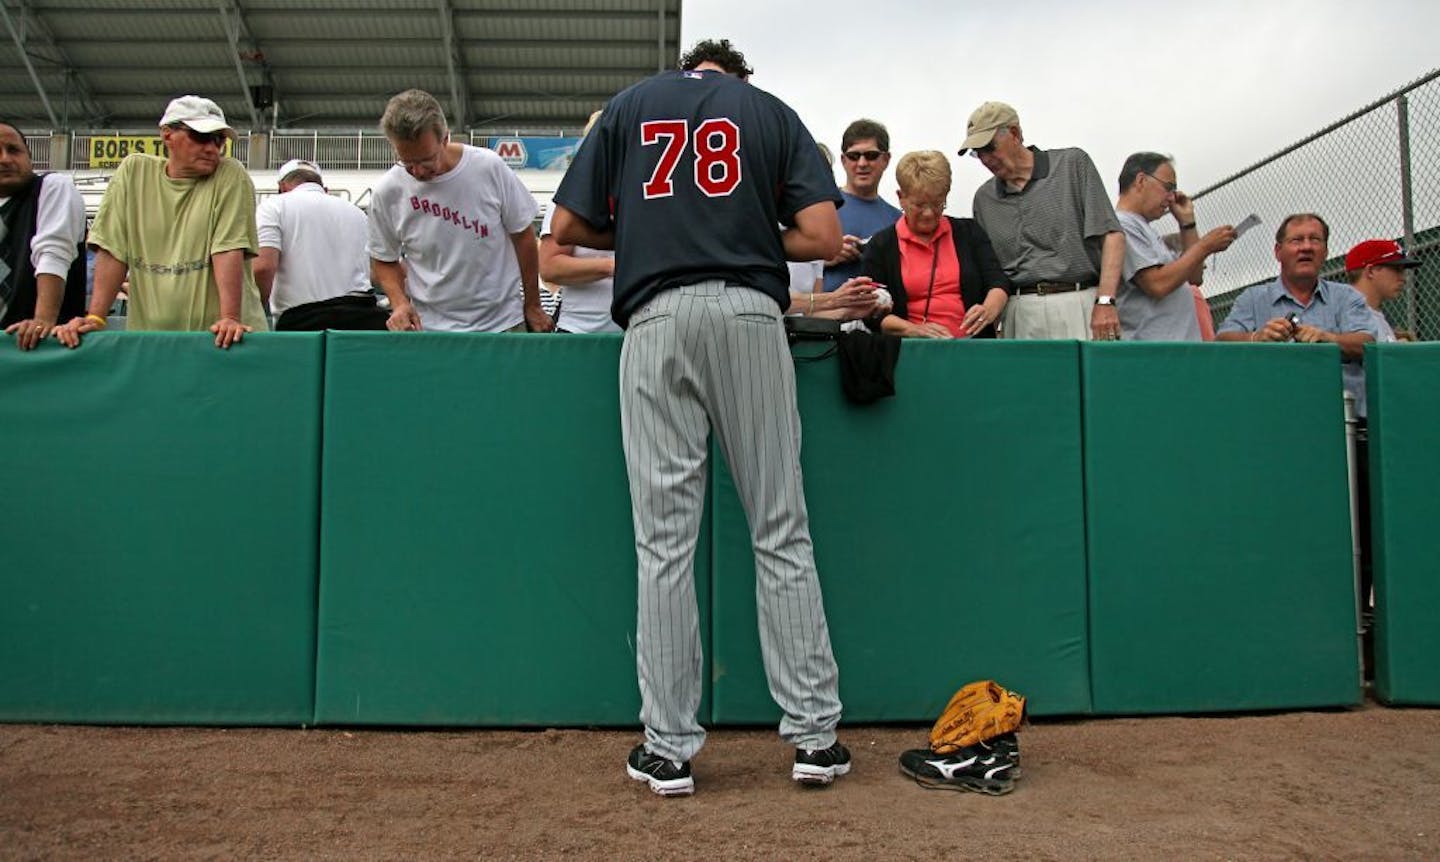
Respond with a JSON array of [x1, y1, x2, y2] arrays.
[[843, 149, 886, 163], [181, 128, 227, 147]]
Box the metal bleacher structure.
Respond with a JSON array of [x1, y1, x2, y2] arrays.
[[3, 0, 683, 214]]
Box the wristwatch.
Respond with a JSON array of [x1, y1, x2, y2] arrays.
[[1096, 295, 1116, 306]]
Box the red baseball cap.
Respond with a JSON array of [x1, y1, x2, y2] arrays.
[[1345, 238, 1420, 272]]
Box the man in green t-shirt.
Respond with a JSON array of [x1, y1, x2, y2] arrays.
[[56, 95, 267, 349]]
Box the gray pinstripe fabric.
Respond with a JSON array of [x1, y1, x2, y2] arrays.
[[621, 281, 842, 763]]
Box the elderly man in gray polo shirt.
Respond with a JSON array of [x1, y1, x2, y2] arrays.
[[1114, 152, 1236, 341], [960, 101, 1124, 341]]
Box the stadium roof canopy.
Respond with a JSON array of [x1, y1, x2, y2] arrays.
[[1, 0, 683, 132]]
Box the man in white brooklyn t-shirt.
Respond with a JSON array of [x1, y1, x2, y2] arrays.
[[368, 89, 551, 332]]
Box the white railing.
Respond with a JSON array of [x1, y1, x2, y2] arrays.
[[23, 134, 53, 170]]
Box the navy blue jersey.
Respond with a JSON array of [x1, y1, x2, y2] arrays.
[[553, 69, 840, 327]]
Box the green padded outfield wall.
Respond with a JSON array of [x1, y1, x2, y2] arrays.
[[710, 341, 1092, 722], [1084, 344, 1360, 713], [314, 333, 703, 725], [1367, 344, 1440, 704], [0, 333, 323, 724]]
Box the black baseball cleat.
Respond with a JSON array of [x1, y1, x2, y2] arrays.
[[626, 744, 694, 797], [899, 746, 1016, 795], [978, 732, 1022, 779], [792, 741, 852, 786]]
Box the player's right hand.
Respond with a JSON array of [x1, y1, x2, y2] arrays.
[[825, 235, 863, 266]]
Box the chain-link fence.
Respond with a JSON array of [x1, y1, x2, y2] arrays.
[[1178, 69, 1440, 340]]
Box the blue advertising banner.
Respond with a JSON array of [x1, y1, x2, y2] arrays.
[[482, 137, 583, 170]]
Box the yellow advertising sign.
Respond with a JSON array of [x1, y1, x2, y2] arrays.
[[89, 135, 233, 168]]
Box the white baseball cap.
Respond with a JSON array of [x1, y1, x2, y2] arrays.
[[159, 95, 235, 137], [276, 158, 324, 185]]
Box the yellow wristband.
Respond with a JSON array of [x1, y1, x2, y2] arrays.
[[84, 314, 108, 329], [808, 293, 815, 315]]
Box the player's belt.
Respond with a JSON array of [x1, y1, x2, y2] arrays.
[[1013, 281, 1092, 296]]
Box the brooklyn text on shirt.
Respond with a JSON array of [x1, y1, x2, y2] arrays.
[[409, 195, 491, 238]]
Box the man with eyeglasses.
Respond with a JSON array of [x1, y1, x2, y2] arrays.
[[959, 101, 1124, 341], [367, 89, 549, 333], [1113, 152, 1236, 341], [1216, 213, 1375, 355], [821, 119, 901, 292], [56, 95, 268, 349]]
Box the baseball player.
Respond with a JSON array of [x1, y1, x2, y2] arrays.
[[551, 38, 848, 797]]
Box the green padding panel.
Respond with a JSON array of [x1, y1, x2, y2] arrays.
[[1085, 344, 1359, 713], [1368, 344, 1440, 704], [710, 341, 1091, 722], [0, 333, 323, 724], [315, 333, 695, 726]]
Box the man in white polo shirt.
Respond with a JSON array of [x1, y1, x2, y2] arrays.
[[367, 89, 549, 333], [254, 159, 386, 330]]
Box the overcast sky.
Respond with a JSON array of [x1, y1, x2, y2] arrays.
[[682, 0, 1440, 218]]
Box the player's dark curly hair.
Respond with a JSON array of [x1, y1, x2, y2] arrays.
[[678, 39, 754, 79]]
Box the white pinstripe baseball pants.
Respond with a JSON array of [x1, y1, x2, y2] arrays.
[[621, 281, 842, 763]]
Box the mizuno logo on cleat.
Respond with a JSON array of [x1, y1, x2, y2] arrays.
[[927, 756, 977, 779]]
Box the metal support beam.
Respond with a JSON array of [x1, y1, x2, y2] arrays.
[[1398, 94, 1417, 335], [217, 0, 262, 129], [0, 2, 58, 127], [2, 0, 108, 127], [436, 0, 469, 129]]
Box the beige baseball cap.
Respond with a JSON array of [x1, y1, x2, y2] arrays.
[[957, 101, 1019, 154], [159, 95, 235, 138]]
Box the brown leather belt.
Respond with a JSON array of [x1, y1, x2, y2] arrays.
[[1013, 281, 1091, 296]]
